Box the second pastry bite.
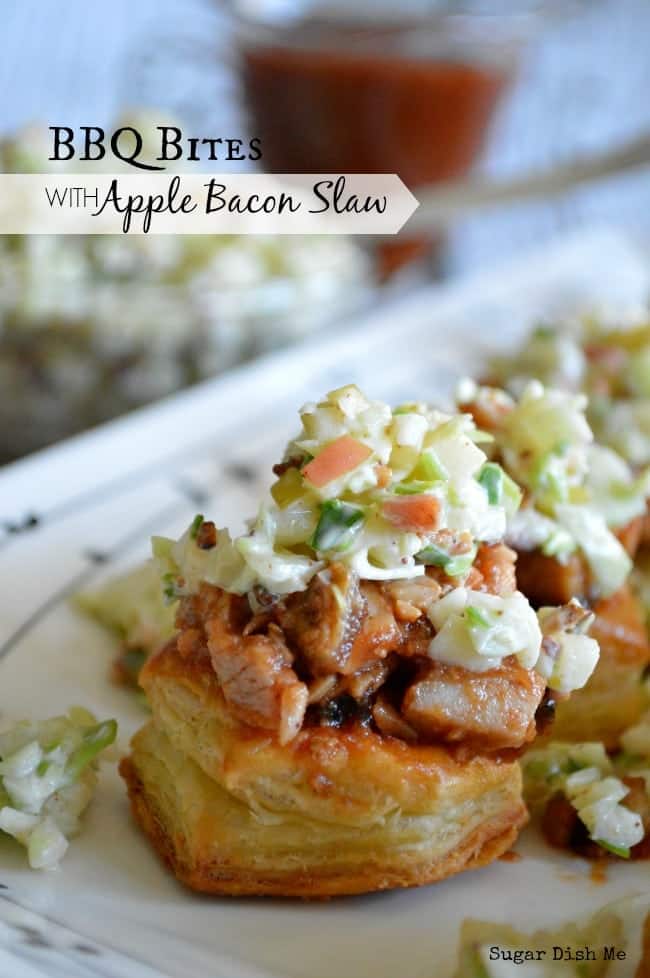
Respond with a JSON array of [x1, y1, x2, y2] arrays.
[[545, 584, 650, 748], [458, 380, 650, 746]]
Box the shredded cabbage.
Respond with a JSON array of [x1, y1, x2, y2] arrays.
[[0, 709, 116, 870]]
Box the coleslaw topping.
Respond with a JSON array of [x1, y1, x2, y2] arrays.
[[154, 385, 517, 597], [522, 741, 645, 857], [491, 314, 650, 467], [0, 708, 117, 869], [459, 379, 649, 596]]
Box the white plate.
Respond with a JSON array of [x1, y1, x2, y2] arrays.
[[1, 228, 649, 978]]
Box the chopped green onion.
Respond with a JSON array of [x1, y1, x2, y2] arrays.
[[477, 463, 503, 505], [523, 758, 556, 782], [416, 543, 476, 578], [446, 485, 462, 507], [310, 500, 365, 553], [36, 760, 51, 777], [465, 605, 490, 629], [162, 572, 179, 604], [476, 462, 521, 512], [189, 514, 204, 540], [443, 550, 477, 577], [532, 450, 569, 504], [565, 757, 586, 775], [64, 720, 117, 784], [415, 543, 449, 567], [595, 840, 631, 859]]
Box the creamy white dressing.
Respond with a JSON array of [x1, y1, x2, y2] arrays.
[[0, 710, 116, 870], [427, 588, 542, 672]]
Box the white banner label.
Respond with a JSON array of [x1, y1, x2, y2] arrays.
[[0, 173, 419, 235]]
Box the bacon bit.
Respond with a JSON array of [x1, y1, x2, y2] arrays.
[[374, 463, 392, 488], [474, 543, 517, 597], [302, 436, 372, 488], [272, 455, 304, 477], [383, 495, 441, 533], [459, 389, 512, 433], [430, 528, 474, 555], [196, 520, 218, 550], [463, 566, 483, 590], [383, 577, 441, 618]]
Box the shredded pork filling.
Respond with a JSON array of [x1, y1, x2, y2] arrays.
[[173, 540, 547, 751]]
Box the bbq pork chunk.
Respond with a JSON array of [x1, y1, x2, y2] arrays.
[[121, 385, 600, 897]]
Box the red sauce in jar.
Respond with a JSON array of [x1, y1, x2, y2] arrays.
[[240, 29, 513, 275]]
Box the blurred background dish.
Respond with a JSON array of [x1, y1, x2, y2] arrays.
[[0, 122, 372, 461]]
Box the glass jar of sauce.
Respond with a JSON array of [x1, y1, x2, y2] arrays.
[[230, 2, 535, 276]]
